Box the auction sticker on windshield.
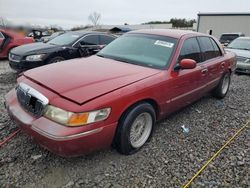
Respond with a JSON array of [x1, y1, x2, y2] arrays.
[[154, 40, 174, 48]]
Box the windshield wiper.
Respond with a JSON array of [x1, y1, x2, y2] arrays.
[[96, 54, 106, 58], [239, 48, 250, 51]]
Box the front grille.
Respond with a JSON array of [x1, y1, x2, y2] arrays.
[[16, 83, 49, 117], [9, 53, 22, 62]]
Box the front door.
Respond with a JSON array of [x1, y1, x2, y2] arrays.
[[165, 37, 205, 113]]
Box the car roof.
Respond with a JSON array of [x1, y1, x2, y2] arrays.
[[236, 37, 250, 40], [221, 33, 244, 35], [68, 30, 113, 37], [128, 29, 205, 39]]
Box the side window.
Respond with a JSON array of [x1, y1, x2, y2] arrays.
[[100, 35, 115, 45], [209, 38, 222, 57], [80, 35, 99, 45], [0, 32, 4, 39], [198, 37, 217, 61], [179, 37, 202, 63]]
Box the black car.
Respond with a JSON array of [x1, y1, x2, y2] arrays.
[[9, 31, 117, 71]]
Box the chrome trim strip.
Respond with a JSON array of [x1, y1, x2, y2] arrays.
[[31, 126, 103, 141], [167, 77, 220, 103], [18, 83, 49, 106]]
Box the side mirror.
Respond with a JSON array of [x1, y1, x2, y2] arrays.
[[180, 59, 197, 69]]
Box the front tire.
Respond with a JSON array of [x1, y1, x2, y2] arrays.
[[47, 56, 65, 64], [212, 72, 231, 99], [115, 103, 156, 155]]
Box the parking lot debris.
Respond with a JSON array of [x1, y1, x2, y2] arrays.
[[181, 125, 189, 134], [195, 109, 202, 114], [215, 100, 224, 108], [31, 154, 42, 160], [228, 105, 237, 110], [62, 181, 74, 188]]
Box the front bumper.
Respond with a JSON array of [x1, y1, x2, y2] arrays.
[[5, 89, 117, 157], [9, 59, 45, 71], [236, 62, 250, 74]]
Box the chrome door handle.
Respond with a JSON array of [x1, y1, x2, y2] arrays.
[[201, 68, 208, 74], [221, 62, 225, 68]]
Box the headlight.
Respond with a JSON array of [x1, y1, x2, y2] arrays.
[[26, 54, 46, 61], [44, 105, 111, 126]]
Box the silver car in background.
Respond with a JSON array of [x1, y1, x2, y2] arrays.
[[226, 37, 250, 74]]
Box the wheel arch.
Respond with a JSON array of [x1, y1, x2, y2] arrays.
[[118, 98, 160, 125], [112, 97, 160, 149]]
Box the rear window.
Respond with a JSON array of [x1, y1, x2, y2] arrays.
[[220, 34, 239, 42]]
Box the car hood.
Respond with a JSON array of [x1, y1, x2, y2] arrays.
[[225, 48, 250, 59], [23, 56, 161, 104], [11, 42, 62, 56]]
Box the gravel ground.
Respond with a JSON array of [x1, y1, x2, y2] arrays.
[[0, 59, 249, 188]]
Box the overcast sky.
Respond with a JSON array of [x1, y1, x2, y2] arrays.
[[0, 0, 249, 29]]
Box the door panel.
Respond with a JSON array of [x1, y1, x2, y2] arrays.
[[165, 65, 204, 113], [163, 37, 205, 114]]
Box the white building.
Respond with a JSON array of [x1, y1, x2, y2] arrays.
[[197, 12, 250, 39]]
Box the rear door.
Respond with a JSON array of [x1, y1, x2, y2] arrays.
[[166, 37, 205, 112], [197, 37, 225, 92]]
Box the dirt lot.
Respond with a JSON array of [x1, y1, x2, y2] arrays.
[[0, 59, 249, 188]]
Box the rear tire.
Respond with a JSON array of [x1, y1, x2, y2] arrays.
[[47, 56, 64, 64], [212, 72, 231, 99], [114, 103, 156, 155]]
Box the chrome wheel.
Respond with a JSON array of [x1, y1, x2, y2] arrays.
[[222, 74, 230, 95], [129, 112, 152, 148]]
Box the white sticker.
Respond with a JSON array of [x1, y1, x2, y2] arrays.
[[154, 40, 174, 48], [71, 35, 80, 38]]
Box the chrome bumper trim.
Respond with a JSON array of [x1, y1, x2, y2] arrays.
[[31, 126, 103, 141]]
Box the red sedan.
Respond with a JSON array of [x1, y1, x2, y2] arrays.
[[0, 29, 34, 59], [5, 29, 236, 156]]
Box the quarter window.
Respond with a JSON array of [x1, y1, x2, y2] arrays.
[[179, 37, 202, 63], [80, 35, 99, 45], [100, 35, 115, 45]]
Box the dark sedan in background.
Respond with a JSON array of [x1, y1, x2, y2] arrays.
[[8, 31, 116, 71]]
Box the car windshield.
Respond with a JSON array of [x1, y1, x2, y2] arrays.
[[228, 38, 250, 50], [50, 32, 63, 38], [97, 33, 177, 69], [48, 33, 80, 45]]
